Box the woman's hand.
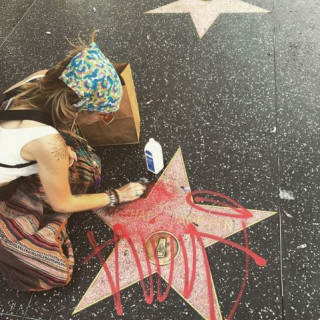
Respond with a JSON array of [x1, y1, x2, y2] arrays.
[[115, 182, 147, 203], [67, 146, 77, 167]]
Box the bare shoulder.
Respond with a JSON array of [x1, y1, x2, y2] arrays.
[[30, 133, 69, 163], [46, 134, 68, 161]]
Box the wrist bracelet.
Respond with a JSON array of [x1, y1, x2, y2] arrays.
[[111, 189, 120, 204], [104, 190, 117, 207]]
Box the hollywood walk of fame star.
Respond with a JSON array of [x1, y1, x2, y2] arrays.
[[145, 0, 270, 38], [73, 149, 276, 319]]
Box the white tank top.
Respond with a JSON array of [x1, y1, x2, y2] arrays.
[[0, 99, 59, 183]]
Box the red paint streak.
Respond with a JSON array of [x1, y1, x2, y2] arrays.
[[113, 224, 155, 304], [84, 189, 268, 320], [187, 191, 266, 266], [226, 221, 250, 320], [116, 181, 173, 219], [186, 191, 266, 318], [187, 224, 216, 320], [178, 233, 197, 298], [87, 231, 123, 315], [114, 224, 155, 304], [152, 181, 175, 201], [114, 234, 120, 308], [186, 191, 253, 219], [196, 230, 266, 267], [140, 234, 155, 304], [81, 236, 119, 265], [152, 236, 175, 302], [148, 217, 157, 224]]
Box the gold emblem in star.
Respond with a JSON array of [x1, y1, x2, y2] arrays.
[[145, 0, 270, 38]]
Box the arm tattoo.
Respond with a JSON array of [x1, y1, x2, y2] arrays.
[[48, 135, 69, 162]]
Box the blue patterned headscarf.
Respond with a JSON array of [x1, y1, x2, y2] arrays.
[[60, 42, 122, 113]]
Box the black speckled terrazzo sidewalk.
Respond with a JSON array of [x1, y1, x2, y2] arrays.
[[0, 0, 319, 319]]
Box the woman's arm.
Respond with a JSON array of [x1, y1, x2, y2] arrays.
[[28, 134, 144, 213]]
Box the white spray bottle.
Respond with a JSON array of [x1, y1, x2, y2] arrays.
[[144, 138, 164, 174]]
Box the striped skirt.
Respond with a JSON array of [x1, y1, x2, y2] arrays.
[[0, 141, 101, 291]]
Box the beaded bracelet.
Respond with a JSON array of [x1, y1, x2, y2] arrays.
[[104, 189, 119, 207], [111, 189, 120, 203]]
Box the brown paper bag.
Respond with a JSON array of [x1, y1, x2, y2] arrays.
[[79, 63, 140, 146]]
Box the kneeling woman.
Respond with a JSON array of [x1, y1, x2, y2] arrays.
[[0, 32, 145, 291]]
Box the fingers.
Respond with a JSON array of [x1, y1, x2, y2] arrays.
[[116, 182, 147, 203], [131, 182, 146, 197], [126, 182, 146, 200]]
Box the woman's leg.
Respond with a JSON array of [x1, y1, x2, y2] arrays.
[[0, 135, 101, 291], [0, 177, 74, 291]]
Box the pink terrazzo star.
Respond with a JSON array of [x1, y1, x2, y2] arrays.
[[73, 149, 276, 320]]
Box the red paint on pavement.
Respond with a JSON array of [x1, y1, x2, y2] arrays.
[[84, 189, 267, 319]]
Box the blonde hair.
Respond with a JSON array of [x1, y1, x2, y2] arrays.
[[12, 30, 100, 139]]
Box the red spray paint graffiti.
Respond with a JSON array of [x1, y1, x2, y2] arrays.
[[83, 190, 267, 320]]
